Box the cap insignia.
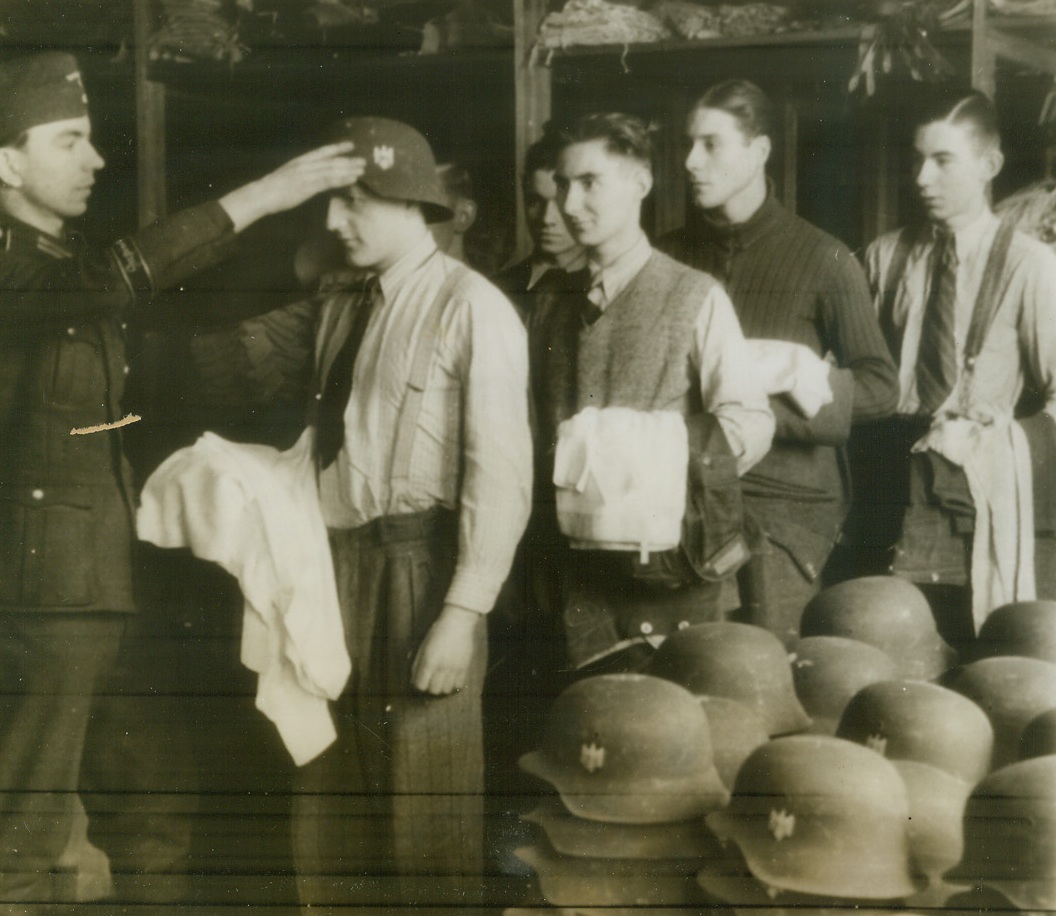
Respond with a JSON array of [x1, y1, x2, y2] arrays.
[[579, 740, 605, 773], [373, 145, 395, 170], [768, 808, 795, 841], [65, 70, 87, 103]]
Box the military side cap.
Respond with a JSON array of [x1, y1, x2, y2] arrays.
[[0, 53, 89, 144], [321, 116, 452, 223]]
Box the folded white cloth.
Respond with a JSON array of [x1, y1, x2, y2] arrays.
[[915, 416, 1036, 630], [554, 406, 688, 557], [747, 338, 834, 418], [137, 430, 350, 766]]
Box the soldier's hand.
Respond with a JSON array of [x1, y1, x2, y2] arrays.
[[219, 142, 366, 233], [411, 604, 480, 696]]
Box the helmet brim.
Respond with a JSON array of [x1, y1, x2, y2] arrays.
[[520, 749, 729, 824]]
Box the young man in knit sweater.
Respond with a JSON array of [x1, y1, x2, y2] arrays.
[[530, 112, 774, 672], [661, 80, 899, 647]]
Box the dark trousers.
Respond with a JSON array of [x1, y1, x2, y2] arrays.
[[80, 546, 297, 908], [0, 612, 123, 910], [292, 509, 487, 915], [734, 541, 823, 649]]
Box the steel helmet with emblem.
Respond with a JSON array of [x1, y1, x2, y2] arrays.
[[943, 655, 1056, 768], [706, 735, 922, 900], [975, 599, 1056, 665], [790, 636, 899, 735], [519, 673, 729, 824], [800, 576, 956, 680], [835, 679, 994, 784], [1020, 707, 1056, 760], [892, 759, 973, 907], [321, 116, 453, 223], [945, 755, 1056, 911], [645, 622, 811, 736]]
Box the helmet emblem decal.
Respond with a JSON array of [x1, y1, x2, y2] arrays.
[[373, 145, 395, 170], [580, 740, 606, 773], [768, 808, 796, 841], [866, 733, 888, 755]]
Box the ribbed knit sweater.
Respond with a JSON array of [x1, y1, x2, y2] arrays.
[[661, 193, 898, 563]]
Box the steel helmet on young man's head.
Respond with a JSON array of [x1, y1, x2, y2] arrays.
[[321, 116, 453, 223]]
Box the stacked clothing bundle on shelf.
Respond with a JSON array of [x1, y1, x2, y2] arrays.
[[508, 588, 1056, 915], [150, 0, 247, 63], [534, 0, 797, 48]]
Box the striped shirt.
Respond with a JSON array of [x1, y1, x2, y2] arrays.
[[317, 231, 532, 614]]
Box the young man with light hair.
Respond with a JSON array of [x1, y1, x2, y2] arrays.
[[863, 88, 1056, 648]]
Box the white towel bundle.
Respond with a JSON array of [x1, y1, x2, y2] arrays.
[[554, 406, 688, 558], [137, 430, 350, 766]]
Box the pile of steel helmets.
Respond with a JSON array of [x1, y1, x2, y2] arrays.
[[509, 580, 1056, 916]]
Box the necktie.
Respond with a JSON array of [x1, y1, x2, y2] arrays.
[[916, 231, 959, 415], [581, 267, 604, 327], [314, 275, 381, 469]]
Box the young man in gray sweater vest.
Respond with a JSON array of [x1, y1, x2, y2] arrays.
[[529, 112, 774, 673]]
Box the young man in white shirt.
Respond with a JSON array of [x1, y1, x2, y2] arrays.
[[291, 117, 532, 912], [863, 89, 1056, 649]]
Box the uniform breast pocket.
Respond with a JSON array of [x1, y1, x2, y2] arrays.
[[0, 488, 97, 608], [46, 337, 108, 408]]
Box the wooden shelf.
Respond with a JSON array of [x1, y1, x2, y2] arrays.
[[535, 24, 866, 59], [987, 16, 1056, 73]]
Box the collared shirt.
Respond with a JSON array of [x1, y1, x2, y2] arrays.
[[527, 246, 587, 292], [587, 231, 773, 474], [587, 232, 652, 310], [866, 209, 1056, 421], [316, 230, 533, 615]]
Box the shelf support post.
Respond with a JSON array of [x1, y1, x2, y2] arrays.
[[134, 0, 167, 227]]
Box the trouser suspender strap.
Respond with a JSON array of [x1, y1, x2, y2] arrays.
[[390, 264, 469, 484]]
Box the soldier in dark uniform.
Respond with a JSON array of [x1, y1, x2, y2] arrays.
[[0, 52, 364, 914]]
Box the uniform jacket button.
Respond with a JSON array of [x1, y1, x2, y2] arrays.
[[31, 488, 44, 500], [639, 621, 653, 635], [66, 327, 75, 336]]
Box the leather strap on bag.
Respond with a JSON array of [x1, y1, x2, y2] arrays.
[[390, 264, 469, 484]]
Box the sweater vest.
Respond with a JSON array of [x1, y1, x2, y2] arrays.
[[548, 251, 719, 425]]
